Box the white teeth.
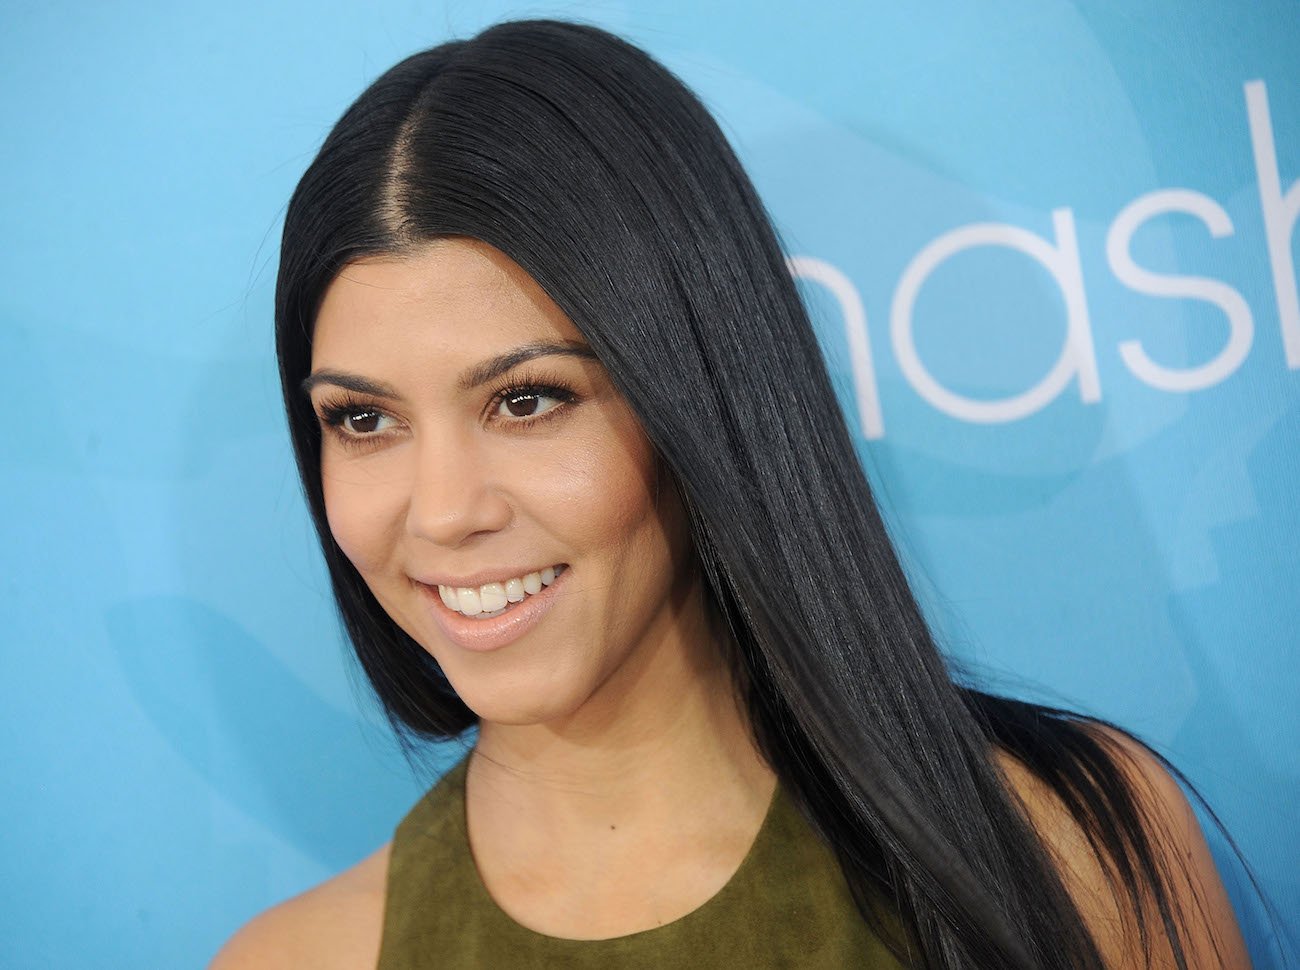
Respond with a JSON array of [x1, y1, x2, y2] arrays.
[[456, 587, 482, 616], [436, 566, 565, 618], [479, 582, 508, 612]]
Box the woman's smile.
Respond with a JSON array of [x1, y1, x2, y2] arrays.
[[430, 563, 567, 618], [417, 563, 571, 653]]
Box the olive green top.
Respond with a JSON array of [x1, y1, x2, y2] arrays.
[[377, 755, 909, 968]]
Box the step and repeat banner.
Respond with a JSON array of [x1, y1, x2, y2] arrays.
[[3, 1, 1296, 965]]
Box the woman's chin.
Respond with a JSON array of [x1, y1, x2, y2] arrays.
[[468, 700, 582, 730], [451, 676, 594, 730]]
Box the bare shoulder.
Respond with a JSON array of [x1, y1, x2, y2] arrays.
[[208, 841, 392, 970], [993, 725, 1252, 969]]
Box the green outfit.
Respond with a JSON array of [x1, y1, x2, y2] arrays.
[[377, 755, 909, 968]]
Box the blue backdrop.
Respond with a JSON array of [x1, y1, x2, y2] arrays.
[[3, 2, 1296, 966]]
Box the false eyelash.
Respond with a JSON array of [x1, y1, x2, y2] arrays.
[[485, 368, 580, 427], [316, 393, 384, 429], [311, 370, 581, 447], [312, 394, 403, 455]]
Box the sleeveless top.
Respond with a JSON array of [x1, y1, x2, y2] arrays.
[[377, 756, 910, 968]]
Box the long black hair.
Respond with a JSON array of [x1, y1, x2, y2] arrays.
[[275, 18, 1261, 969]]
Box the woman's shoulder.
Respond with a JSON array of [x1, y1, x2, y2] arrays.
[[209, 757, 469, 969], [993, 724, 1251, 969], [207, 841, 392, 970]]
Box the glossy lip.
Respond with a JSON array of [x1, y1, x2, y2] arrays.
[[419, 565, 570, 653]]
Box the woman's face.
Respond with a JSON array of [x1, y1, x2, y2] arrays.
[[308, 238, 698, 727]]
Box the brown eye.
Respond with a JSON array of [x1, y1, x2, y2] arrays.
[[342, 409, 392, 434], [497, 390, 564, 420], [505, 394, 539, 417]]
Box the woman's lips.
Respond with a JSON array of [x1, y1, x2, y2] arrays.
[[420, 565, 569, 653]]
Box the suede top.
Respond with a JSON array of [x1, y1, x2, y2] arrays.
[[377, 755, 909, 969]]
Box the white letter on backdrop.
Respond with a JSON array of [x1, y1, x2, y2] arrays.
[[787, 255, 883, 439], [890, 208, 1100, 423], [1106, 189, 1252, 391], [1247, 79, 1300, 368]]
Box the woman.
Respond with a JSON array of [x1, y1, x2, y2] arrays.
[[214, 18, 1255, 969]]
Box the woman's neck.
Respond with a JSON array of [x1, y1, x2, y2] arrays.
[[463, 610, 776, 939], [469, 619, 773, 839]]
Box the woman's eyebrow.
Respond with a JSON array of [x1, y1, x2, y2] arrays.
[[457, 340, 597, 390], [301, 371, 400, 399], [301, 341, 598, 400]]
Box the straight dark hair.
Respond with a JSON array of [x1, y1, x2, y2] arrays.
[[275, 18, 1262, 969]]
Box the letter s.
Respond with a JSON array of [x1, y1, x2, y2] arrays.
[[1106, 189, 1252, 392]]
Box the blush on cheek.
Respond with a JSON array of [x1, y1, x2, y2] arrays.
[[321, 472, 401, 578], [543, 444, 658, 551], [562, 425, 681, 590]]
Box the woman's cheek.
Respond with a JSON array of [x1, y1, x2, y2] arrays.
[[559, 428, 671, 578], [526, 423, 657, 548], [321, 458, 407, 576]]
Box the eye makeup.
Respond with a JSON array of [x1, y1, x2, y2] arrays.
[[483, 366, 580, 430], [312, 366, 583, 451]]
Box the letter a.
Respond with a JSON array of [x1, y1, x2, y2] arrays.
[[890, 209, 1100, 423]]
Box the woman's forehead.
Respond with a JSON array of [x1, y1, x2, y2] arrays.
[[313, 238, 584, 361]]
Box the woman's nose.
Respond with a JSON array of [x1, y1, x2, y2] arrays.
[[403, 435, 512, 548]]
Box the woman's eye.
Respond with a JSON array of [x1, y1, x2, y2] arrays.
[[496, 389, 565, 420], [339, 408, 394, 435]]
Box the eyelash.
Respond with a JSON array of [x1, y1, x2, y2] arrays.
[[316, 396, 389, 445], [315, 371, 580, 449], [486, 368, 579, 431]]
